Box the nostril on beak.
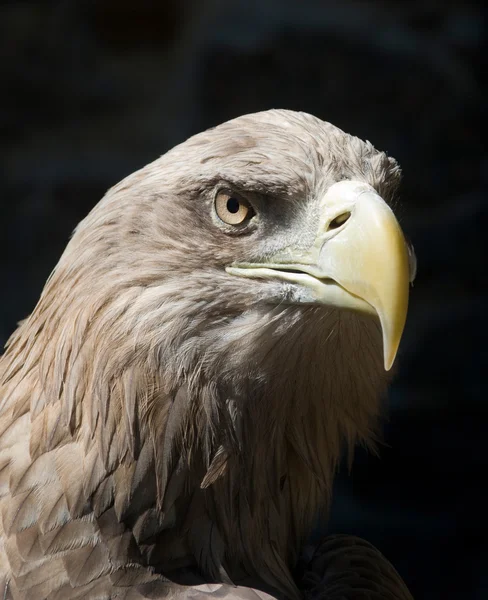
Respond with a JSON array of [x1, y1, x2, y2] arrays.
[[328, 211, 351, 231]]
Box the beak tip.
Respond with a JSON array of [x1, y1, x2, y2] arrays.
[[382, 332, 402, 371]]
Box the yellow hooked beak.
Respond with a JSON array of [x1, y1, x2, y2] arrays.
[[227, 181, 412, 370]]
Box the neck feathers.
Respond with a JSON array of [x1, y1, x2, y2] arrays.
[[0, 282, 388, 598]]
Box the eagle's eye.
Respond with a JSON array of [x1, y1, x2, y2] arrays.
[[215, 190, 255, 226]]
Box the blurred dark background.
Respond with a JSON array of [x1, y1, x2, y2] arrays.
[[0, 1, 485, 598]]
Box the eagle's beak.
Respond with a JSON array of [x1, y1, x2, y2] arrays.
[[226, 181, 411, 370], [312, 181, 410, 370]]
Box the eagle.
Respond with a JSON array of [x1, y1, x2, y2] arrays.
[[0, 110, 415, 599]]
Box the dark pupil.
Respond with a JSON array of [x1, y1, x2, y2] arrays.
[[226, 198, 240, 214]]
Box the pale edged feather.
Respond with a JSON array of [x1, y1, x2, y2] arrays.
[[29, 403, 73, 460], [9, 450, 57, 498], [91, 476, 115, 518], [39, 518, 99, 556], [131, 508, 169, 545], [82, 444, 109, 500], [37, 480, 70, 534], [14, 556, 67, 597], [4, 534, 53, 578], [15, 525, 44, 562], [200, 445, 230, 489], [0, 412, 29, 452], [62, 542, 112, 588], [109, 564, 160, 588], [53, 444, 91, 519], [2, 488, 40, 536]]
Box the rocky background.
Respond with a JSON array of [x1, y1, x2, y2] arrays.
[[0, 1, 484, 598]]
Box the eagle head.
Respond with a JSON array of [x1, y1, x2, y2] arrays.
[[0, 109, 415, 599]]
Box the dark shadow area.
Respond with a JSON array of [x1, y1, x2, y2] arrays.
[[0, 1, 484, 598]]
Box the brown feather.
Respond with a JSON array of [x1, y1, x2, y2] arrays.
[[62, 543, 112, 587], [15, 526, 44, 562]]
